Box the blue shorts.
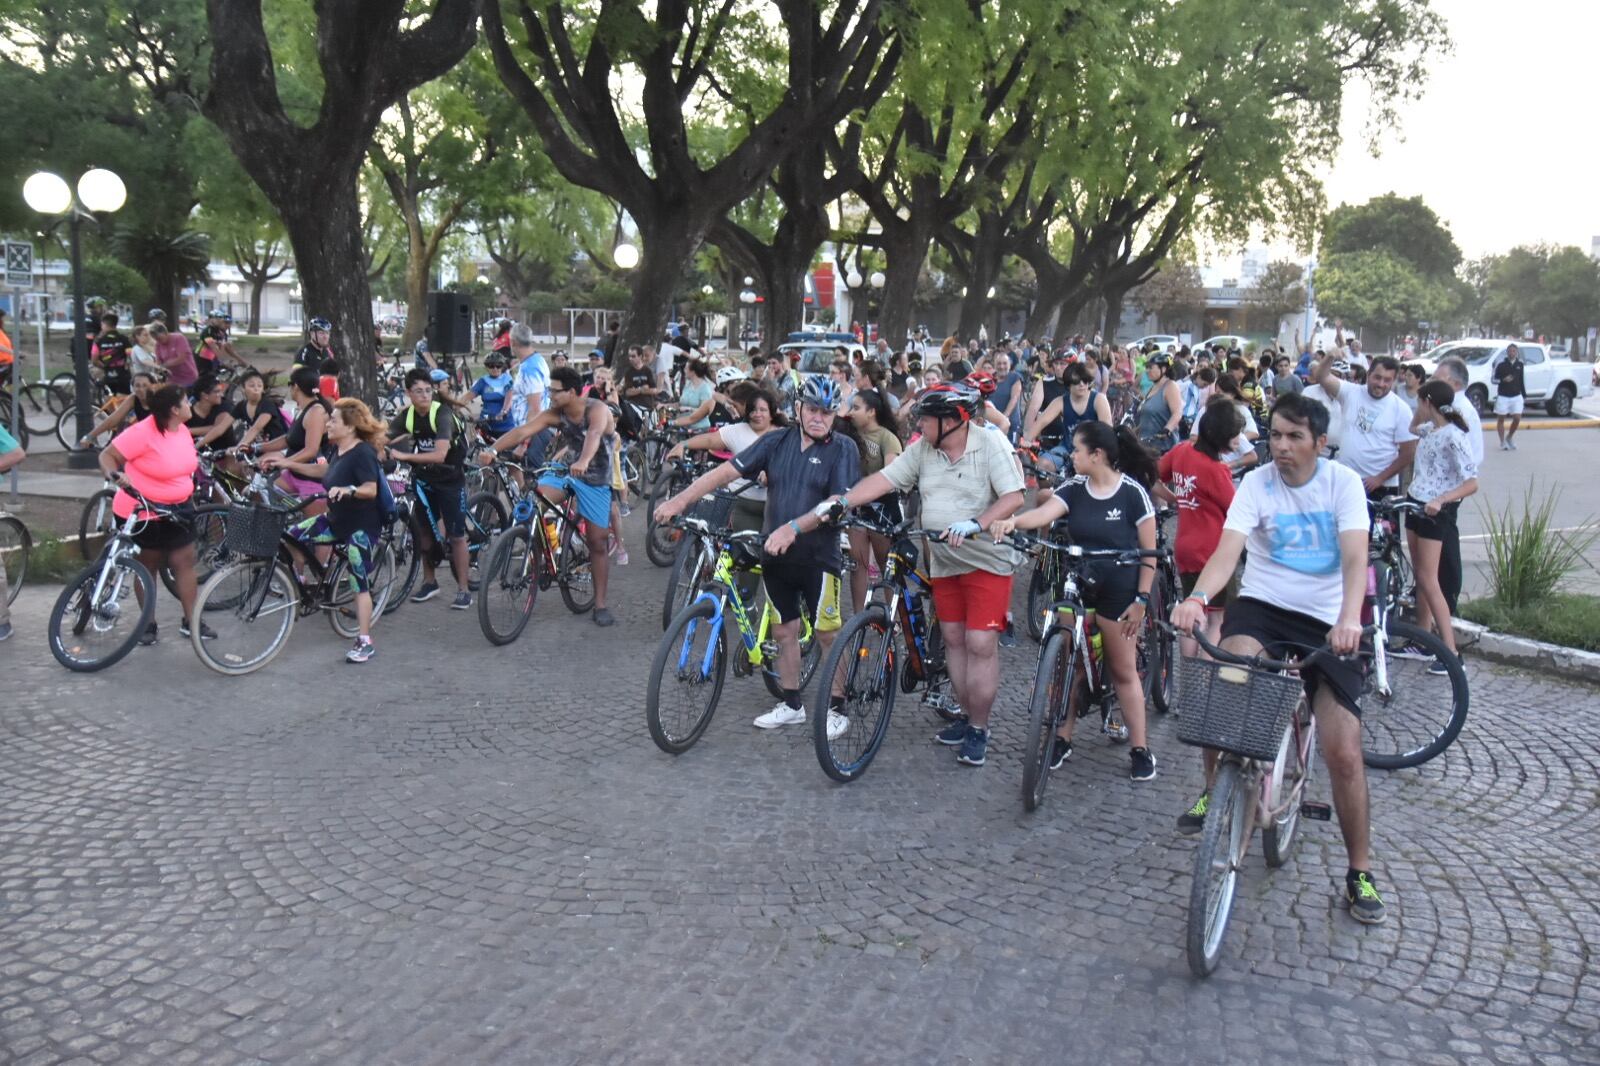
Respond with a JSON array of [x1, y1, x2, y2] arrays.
[[537, 475, 612, 530]]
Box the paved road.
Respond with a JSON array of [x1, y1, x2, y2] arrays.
[[3, 527, 1597, 1065]]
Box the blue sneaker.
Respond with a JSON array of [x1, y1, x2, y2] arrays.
[[934, 716, 970, 746], [956, 726, 989, 767]]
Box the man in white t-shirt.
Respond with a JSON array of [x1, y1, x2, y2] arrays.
[[1171, 391, 1385, 926], [506, 324, 553, 465], [1312, 351, 1416, 497]]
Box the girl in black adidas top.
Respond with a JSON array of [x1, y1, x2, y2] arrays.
[[988, 421, 1162, 781]]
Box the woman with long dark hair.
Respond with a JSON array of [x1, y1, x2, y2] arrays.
[[988, 421, 1161, 781], [1403, 380, 1478, 673], [97, 383, 206, 645], [846, 387, 903, 612], [260, 366, 332, 514]]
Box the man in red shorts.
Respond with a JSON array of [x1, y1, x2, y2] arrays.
[[821, 383, 1024, 766]]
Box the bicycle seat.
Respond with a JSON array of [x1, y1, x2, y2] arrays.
[[726, 531, 764, 571]]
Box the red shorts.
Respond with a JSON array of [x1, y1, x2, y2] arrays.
[[929, 569, 1013, 632]]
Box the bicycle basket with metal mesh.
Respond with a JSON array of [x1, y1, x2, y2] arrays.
[[225, 502, 288, 558], [1175, 657, 1304, 760]]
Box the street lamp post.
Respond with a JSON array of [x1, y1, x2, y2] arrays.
[[218, 282, 240, 322], [24, 169, 125, 469]]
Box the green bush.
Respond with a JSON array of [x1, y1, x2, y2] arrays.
[[1460, 594, 1600, 652], [1479, 485, 1600, 608]]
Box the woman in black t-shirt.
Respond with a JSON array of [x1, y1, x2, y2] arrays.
[[231, 370, 289, 450], [274, 398, 389, 664], [988, 421, 1162, 780]]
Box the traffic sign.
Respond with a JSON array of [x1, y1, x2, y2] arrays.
[[5, 241, 33, 286]]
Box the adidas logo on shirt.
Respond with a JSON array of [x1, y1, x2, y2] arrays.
[[1106, 508, 1122, 520]]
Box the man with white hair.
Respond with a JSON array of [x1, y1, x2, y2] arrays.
[[506, 323, 553, 465]]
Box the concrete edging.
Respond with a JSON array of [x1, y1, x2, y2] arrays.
[[1453, 619, 1600, 684]]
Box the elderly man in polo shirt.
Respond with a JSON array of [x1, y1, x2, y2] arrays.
[[820, 382, 1025, 768]]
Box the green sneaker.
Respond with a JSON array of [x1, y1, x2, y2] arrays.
[[1346, 871, 1387, 925], [1176, 793, 1208, 836]]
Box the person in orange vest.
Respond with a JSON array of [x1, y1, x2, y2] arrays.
[[0, 308, 14, 381]]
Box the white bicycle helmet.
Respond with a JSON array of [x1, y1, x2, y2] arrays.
[[715, 365, 748, 386]]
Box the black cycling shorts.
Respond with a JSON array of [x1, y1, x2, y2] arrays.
[[416, 479, 467, 539], [761, 554, 843, 633], [1220, 597, 1366, 718]]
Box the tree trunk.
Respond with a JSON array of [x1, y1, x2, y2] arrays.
[[1102, 288, 1127, 343], [877, 223, 938, 350], [955, 220, 1005, 342], [621, 212, 706, 351], [247, 278, 264, 335], [279, 189, 377, 404], [402, 225, 430, 350]]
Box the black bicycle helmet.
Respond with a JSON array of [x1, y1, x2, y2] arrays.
[[147, 307, 166, 321], [913, 382, 981, 423]]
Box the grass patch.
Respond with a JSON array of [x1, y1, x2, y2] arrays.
[[1459, 593, 1600, 652], [27, 533, 95, 585]]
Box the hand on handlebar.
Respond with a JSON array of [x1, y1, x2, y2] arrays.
[[1327, 620, 1363, 657], [653, 494, 686, 524], [1169, 595, 1207, 635], [943, 519, 981, 547], [986, 517, 1018, 540]]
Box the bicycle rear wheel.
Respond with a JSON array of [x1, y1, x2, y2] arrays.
[[478, 527, 538, 645], [1186, 760, 1249, 978], [1143, 572, 1178, 713], [813, 605, 898, 783], [48, 556, 156, 672], [1021, 629, 1072, 811], [326, 542, 393, 639], [646, 598, 727, 754], [1263, 698, 1313, 868], [1025, 561, 1048, 643], [0, 515, 31, 605], [18, 383, 59, 436], [78, 488, 117, 559], [760, 609, 822, 700], [383, 510, 422, 614], [1362, 620, 1469, 769], [644, 495, 682, 567], [557, 519, 595, 614], [191, 559, 298, 675]]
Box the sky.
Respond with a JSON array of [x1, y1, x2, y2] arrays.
[[1321, 0, 1600, 259]]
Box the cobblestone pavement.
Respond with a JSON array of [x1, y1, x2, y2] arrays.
[[3, 526, 1598, 1065]]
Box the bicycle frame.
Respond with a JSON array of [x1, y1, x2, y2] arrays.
[[681, 547, 813, 677]]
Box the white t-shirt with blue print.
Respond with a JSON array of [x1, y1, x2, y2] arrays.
[[507, 352, 549, 426], [1224, 458, 1368, 626]]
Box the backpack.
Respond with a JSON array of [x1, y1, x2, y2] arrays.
[[376, 470, 399, 522], [403, 401, 466, 469]]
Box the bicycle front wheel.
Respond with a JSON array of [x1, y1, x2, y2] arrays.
[[478, 527, 538, 645], [1144, 571, 1178, 713], [1021, 629, 1072, 812], [1263, 698, 1313, 868], [1186, 760, 1249, 977], [0, 514, 30, 605], [48, 556, 156, 672], [813, 605, 898, 783], [192, 559, 299, 675], [1362, 620, 1470, 769], [646, 598, 727, 754], [78, 488, 118, 560], [662, 541, 712, 630], [383, 510, 422, 614]]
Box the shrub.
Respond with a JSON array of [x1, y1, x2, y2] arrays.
[[1479, 485, 1600, 608]]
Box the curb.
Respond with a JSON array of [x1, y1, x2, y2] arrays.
[[1452, 619, 1600, 685], [1503, 418, 1600, 431]]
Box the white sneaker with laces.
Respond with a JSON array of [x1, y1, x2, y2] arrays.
[[826, 710, 849, 740], [753, 703, 806, 729]]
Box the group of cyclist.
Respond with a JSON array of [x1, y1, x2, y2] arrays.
[[19, 310, 1492, 929]]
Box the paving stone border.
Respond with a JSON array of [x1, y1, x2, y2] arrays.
[[1454, 618, 1600, 684]]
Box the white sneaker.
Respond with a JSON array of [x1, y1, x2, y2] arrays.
[[826, 710, 849, 740], [754, 703, 806, 729]]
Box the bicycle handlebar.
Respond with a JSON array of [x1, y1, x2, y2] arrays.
[[998, 530, 1164, 562], [1158, 620, 1374, 672]]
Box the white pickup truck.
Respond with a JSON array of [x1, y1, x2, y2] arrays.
[[1416, 340, 1594, 417]]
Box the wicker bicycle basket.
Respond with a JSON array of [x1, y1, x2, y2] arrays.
[[224, 502, 288, 559], [1174, 657, 1304, 761]]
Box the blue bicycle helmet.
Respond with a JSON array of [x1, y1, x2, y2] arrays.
[[308, 316, 332, 333], [798, 375, 842, 411]]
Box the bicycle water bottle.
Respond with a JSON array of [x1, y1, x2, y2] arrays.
[[542, 514, 560, 552]]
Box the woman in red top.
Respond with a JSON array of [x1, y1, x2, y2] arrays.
[[98, 383, 205, 645], [1157, 395, 1242, 657]]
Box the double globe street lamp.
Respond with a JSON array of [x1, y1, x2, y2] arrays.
[[23, 168, 126, 468]]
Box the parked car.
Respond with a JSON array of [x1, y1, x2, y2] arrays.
[[775, 341, 863, 376], [1416, 339, 1594, 417], [1197, 334, 1250, 354], [1548, 343, 1569, 359], [1128, 334, 1180, 352]]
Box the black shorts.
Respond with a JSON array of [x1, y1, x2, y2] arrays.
[[1408, 499, 1459, 542], [761, 554, 844, 633], [131, 507, 196, 552], [416, 479, 467, 539], [1084, 563, 1141, 619], [1220, 597, 1366, 718]]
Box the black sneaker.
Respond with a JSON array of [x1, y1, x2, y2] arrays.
[[0, 621, 12, 642], [179, 618, 217, 640], [1129, 746, 1157, 781], [1426, 657, 1451, 676], [593, 607, 616, 627], [411, 582, 440, 603], [1346, 871, 1387, 924], [450, 591, 472, 610], [138, 623, 158, 646], [1176, 793, 1209, 836], [1049, 735, 1073, 770], [934, 716, 970, 746], [1391, 641, 1432, 661], [956, 726, 988, 767]]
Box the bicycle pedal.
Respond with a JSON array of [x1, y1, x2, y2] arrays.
[[1299, 802, 1332, 821]]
